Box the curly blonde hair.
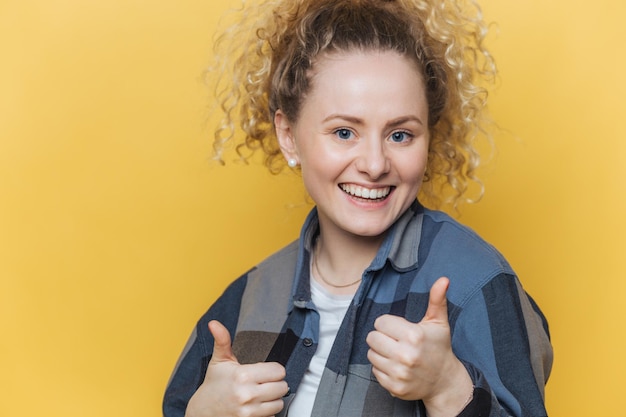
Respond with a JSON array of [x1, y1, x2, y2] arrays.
[[210, 0, 496, 207]]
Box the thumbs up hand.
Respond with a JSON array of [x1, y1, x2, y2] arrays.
[[366, 277, 473, 417], [185, 320, 289, 417]]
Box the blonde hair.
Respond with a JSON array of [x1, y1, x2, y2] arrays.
[[210, 0, 496, 208]]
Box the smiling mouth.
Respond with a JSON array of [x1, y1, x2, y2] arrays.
[[339, 184, 393, 200]]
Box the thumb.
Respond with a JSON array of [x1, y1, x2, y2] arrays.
[[422, 277, 450, 323], [208, 320, 238, 363]]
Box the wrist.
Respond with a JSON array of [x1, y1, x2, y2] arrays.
[[422, 360, 473, 417]]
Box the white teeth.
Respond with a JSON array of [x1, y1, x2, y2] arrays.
[[340, 184, 391, 200]]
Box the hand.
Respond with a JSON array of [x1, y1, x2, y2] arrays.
[[366, 277, 472, 417], [185, 320, 289, 417]]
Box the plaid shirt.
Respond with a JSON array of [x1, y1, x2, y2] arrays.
[[163, 201, 552, 417]]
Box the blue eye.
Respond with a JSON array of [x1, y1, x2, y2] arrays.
[[335, 129, 353, 140], [390, 131, 411, 143]]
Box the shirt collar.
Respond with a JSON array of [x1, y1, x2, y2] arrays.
[[290, 200, 424, 306]]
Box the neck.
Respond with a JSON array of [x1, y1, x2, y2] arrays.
[[312, 227, 385, 295]]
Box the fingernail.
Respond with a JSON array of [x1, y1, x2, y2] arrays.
[[283, 386, 291, 397]]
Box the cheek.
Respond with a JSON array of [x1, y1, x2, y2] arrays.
[[300, 143, 346, 176], [398, 151, 429, 183], [298, 152, 349, 201], [299, 161, 329, 196]]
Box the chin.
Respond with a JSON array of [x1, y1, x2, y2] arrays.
[[345, 224, 390, 239]]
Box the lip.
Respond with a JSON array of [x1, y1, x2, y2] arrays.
[[339, 183, 395, 201]]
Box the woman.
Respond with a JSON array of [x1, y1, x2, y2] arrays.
[[164, 1, 553, 416]]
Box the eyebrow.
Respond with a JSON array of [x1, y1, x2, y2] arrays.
[[322, 114, 425, 127]]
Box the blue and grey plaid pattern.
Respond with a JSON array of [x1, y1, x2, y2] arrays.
[[164, 201, 552, 417]]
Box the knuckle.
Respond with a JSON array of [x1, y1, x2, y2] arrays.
[[233, 388, 254, 406], [388, 381, 410, 398], [394, 365, 412, 382], [406, 328, 423, 345], [235, 408, 253, 417], [234, 368, 252, 384], [399, 350, 420, 367]]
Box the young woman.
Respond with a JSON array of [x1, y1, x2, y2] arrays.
[[163, 1, 553, 416]]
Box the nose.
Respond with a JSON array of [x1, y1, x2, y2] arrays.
[[355, 138, 391, 180]]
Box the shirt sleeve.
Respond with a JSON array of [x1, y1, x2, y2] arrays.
[[451, 273, 553, 417], [162, 275, 248, 417]]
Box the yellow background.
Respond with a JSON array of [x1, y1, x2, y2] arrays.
[[1, 0, 624, 415]]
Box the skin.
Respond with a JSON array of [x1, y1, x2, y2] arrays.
[[187, 50, 472, 417], [276, 50, 430, 249], [184, 320, 289, 417], [367, 277, 474, 417], [278, 50, 473, 415]]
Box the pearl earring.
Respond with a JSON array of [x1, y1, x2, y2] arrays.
[[287, 158, 298, 168]]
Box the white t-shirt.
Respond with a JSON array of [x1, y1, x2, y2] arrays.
[[287, 277, 353, 416]]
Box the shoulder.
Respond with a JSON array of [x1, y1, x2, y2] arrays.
[[417, 208, 516, 306], [242, 240, 299, 310], [423, 209, 508, 261], [254, 239, 300, 280], [231, 239, 300, 334], [195, 239, 300, 339], [420, 208, 513, 273]]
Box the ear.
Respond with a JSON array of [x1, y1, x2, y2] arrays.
[[274, 110, 298, 162]]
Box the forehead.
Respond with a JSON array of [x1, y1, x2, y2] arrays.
[[306, 49, 426, 103], [301, 49, 428, 119]]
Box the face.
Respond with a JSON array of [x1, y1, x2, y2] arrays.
[[275, 50, 429, 241]]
